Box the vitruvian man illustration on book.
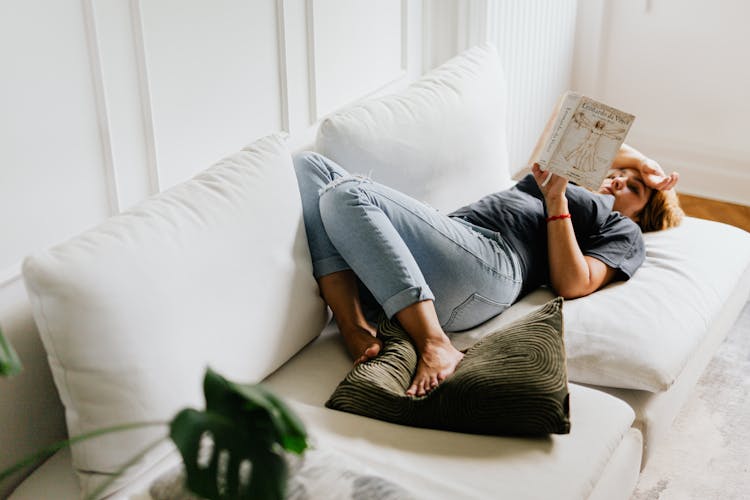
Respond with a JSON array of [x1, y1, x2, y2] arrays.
[[562, 112, 628, 173]]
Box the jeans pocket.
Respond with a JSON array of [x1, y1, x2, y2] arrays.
[[442, 293, 510, 332]]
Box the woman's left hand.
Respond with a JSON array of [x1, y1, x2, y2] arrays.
[[638, 157, 679, 191], [531, 163, 568, 202]]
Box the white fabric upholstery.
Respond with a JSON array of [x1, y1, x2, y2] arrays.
[[13, 321, 642, 500], [313, 40, 750, 393], [589, 428, 644, 500], [21, 134, 327, 497], [451, 217, 750, 392], [7, 447, 182, 500], [596, 258, 750, 467], [316, 43, 513, 213], [263, 325, 639, 500]]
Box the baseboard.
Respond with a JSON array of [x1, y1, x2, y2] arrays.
[[512, 139, 749, 206], [633, 137, 750, 206]]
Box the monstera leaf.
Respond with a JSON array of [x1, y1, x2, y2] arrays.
[[169, 368, 308, 500]]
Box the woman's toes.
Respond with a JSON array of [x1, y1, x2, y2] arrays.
[[364, 344, 381, 358]]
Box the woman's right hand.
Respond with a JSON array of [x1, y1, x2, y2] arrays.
[[531, 163, 568, 205]]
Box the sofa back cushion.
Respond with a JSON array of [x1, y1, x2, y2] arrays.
[[22, 134, 327, 495], [316, 44, 513, 213]]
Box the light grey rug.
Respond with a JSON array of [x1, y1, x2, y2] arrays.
[[633, 300, 750, 499]]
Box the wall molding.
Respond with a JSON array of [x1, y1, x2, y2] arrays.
[[421, 0, 433, 73], [635, 135, 750, 205], [594, 0, 613, 97], [306, 0, 409, 122], [276, 0, 292, 135], [638, 134, 750, 203], [456, 0, 497, 53], [305, 0, 317, 124], [131, 0, 289, 188], [129, 0, 161, 195], [401, 0, 409, 70], [82, 0, 121, 215]]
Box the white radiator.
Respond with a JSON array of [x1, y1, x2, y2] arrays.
[[491, 0, 578, 175]]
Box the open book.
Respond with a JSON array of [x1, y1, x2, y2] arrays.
[[528, 92, 635, 190]]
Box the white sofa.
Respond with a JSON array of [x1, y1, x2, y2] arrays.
[[5, 45, 750, 499]]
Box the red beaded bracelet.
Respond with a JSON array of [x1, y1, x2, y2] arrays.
[[546, 213, 572, 223]]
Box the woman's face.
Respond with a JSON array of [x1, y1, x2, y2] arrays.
[[598, 168, 651, 221]]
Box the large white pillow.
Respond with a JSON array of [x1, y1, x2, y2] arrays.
[[316, 43, 512, 213], [22, 134, 327, 496], [450, 217, 750, 392]]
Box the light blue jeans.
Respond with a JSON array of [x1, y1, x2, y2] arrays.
[[293, 152, 523, 332]]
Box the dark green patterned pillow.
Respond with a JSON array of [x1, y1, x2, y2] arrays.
[[325, 297, 570, 435]]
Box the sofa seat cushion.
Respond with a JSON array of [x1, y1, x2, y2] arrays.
[[263, 326, 639, 499], [449, 217, 750, 392], [20, 134, 327, 497], [326, 298, 570, 435], [12, 388, 637, 500], [148, 448, 418, 500]]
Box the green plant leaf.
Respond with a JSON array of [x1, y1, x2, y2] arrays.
[[203, 368, 308, 454], [170, 409, 287, 500], [0, 325, 23, 377], [168, 368, 308, 500]]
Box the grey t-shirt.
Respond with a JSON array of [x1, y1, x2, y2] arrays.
[[450, 174, 645, 295]]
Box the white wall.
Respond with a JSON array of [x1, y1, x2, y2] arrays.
[[0, 0, 423, 493], [573, 0, 750, 205], [0, 0, 422, 285], [425, 0, 579, 175]]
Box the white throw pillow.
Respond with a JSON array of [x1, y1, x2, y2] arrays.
[[22, 134, 327, 496], [450, 217, 750, 392], [316, 43, 512, 213]]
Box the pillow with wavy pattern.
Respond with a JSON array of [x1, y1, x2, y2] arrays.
[[325, 298, 570, 435]]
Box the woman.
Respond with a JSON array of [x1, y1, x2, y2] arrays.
[[293, 144, 683, 397]]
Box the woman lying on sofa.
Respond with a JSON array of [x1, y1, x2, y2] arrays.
[[293, 145, 683, 397]]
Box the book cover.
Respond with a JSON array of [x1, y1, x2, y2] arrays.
[[528, 92, 635, 190]]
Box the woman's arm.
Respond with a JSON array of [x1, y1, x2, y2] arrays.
[[532, 164, 618, 299], [615, 144, 679, 190]]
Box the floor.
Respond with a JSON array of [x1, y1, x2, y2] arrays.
[[678, 193, 750, 232], [632, 193, 749, 499]]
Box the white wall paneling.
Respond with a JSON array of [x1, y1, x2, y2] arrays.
[[136, 0, 290, 190], [83, 0, 162, 209], [307, 0, 407, 120], [421, 0, 458, 71], [0, 2, 421, 493], [276, 0, 292, 135], [572, 0, 750, 205], [82, 0, 120, 216], [456, 0, 497, 53], [0, 0, 113, 276]]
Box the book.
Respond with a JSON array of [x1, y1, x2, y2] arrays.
[[527, 91, 635, 190]]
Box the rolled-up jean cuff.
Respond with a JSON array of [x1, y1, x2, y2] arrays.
[[313, 256, 351, 279], [382, 285, 435, 319]]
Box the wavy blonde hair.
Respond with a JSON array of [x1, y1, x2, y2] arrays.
[[636, 188, 685, 232]]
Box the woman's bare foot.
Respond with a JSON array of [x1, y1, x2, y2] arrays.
[[406, 338, 464, 397], [340, 325, 383, 365]]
